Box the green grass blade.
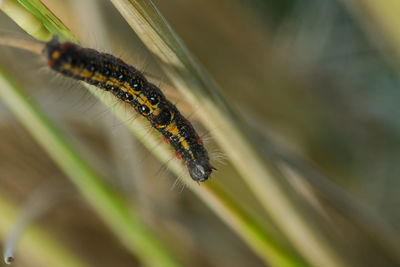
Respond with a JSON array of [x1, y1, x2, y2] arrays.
[[16, 0, 76, 41], [0, 66, 181, 267], [0, 0, 51, 40]]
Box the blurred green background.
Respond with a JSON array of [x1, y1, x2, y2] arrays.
[[0, 0, 399, 266]]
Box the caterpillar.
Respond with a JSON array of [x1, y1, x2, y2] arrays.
[[43, 37, 215, 182]]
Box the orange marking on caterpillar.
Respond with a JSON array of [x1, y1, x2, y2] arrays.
[[163, 136, 169, 144], [196, 135, 203, 145], [175, 151, 182, 160], [182, 117, 191, 125]]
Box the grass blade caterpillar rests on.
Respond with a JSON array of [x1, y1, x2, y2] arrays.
[[44, 37, 215, 182]]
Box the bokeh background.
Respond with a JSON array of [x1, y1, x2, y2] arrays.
[[0, 0, 399, 266]]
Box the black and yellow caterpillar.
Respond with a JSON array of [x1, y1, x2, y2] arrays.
[[44, 37, 214, 182]]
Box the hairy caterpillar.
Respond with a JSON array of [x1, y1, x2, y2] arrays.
[[44, 37, 215, 182]]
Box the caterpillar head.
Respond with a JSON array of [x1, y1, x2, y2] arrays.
[[187, 159, 215, 182]]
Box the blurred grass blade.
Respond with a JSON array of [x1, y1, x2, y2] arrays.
[[18, 0, 76, 41], [0, 66, 181, 267], [342, 0, 400, 66], [195, 183, 304, 267], [0, 0, 51, 40], [0, 192, 89, 267], [109, 0, 348, 266], [87, 87, 307, 267]]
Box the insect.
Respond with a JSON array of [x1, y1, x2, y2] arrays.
[[44, 37, 215, 182]]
